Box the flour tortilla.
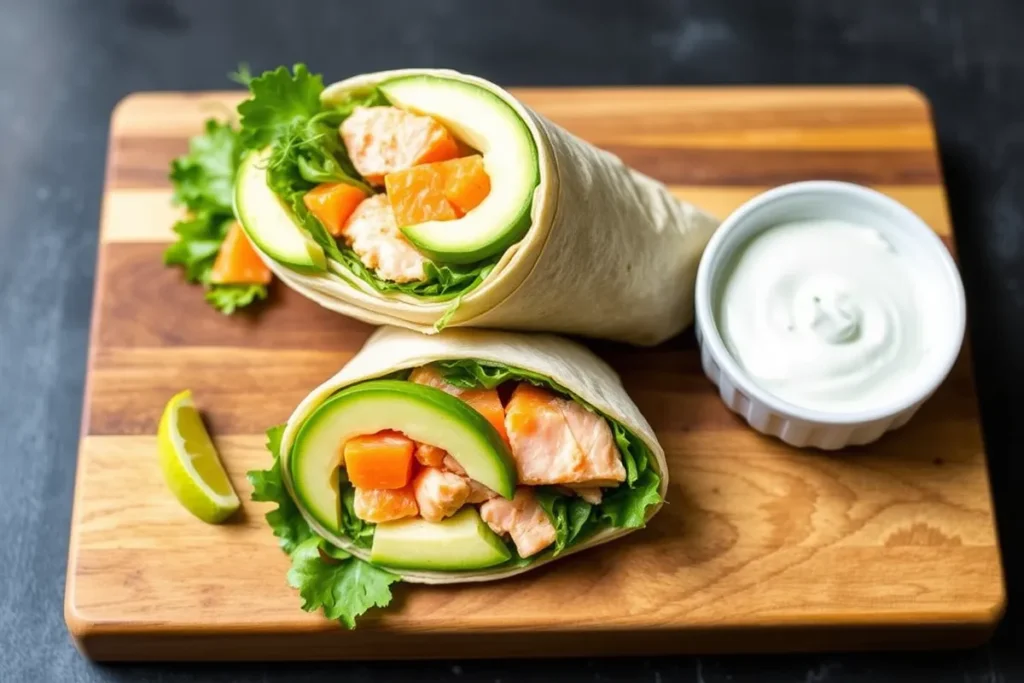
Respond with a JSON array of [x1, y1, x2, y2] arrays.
[[279, 326, 668, 584], [255, 68, 719, 346]]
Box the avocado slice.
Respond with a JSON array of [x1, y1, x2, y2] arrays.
[[290, 379, 517, 535], [377, 75, 540, 265], [371, 507, 511, 570], [234, 148, 326, 273]]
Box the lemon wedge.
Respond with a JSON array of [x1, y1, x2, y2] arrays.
[[158, 390, 240, 523]]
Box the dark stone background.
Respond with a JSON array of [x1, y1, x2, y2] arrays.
[[1, 0, 1021, 681]]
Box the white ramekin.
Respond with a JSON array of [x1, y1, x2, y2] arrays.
[[694, 181, 967, 450]]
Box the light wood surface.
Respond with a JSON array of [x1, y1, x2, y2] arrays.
[[65, 86, 1004, 661]]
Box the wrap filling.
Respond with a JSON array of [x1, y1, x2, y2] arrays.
[[234, 66, 540, 304], [287, 360, 662, 570]]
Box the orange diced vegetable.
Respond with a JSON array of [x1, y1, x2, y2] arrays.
[[385, 164, 458, 227], [384, 154, 491, 227], [209, 221, 272, 285], [343, 430, 416, 490], [416, 127, 461, 166], [302, 183, 368, 237], [440, 155, 490, 216]]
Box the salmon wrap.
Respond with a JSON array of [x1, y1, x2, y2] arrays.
[[250, 326, 666, 626], [232, 64, 719, 345]]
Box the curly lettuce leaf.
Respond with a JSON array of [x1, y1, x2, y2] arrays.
[[170, 119, 242, 213], [235, 63, 498, 311], [247, 426, 313, 554], [247, 424, 400, 628], [436, 359, 524, 389], [535, 489, 601, 555], [435, 359, 662, 552], [164, 118, 267, 313], [613, 421, 643, 486], [536, 471, 660, 555], [287, 536, 399, 629], [237, 64, 325, 150], [204, 283, 268, 314], [163, 215, 230, 283], [597, 468, 661, 528], [267, 106, 375, 196]]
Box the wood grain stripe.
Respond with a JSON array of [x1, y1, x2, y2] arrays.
[[108, 136, 941, 190], [101, 190, 179, 243], [681, 185, 951, 232], [608, 126, 933, 150], [607, 147, 940, 186], [111, 87, 932, 141], [86, 348, 351, 436], [96, 244, 375, 350], [510, 86, 932, 118]]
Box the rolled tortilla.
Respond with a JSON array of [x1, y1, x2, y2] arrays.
[[258, 68, 719, 346], [279, 326, 668, 584]]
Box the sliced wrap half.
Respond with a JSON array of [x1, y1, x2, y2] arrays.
[[275, 326, 668, 585], [234, 66, 719, 345]]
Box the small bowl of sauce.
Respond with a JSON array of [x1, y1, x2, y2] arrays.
[[694, 181, 966, 450]]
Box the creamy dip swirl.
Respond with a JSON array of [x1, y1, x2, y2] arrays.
[[716, 219, 936, 413]]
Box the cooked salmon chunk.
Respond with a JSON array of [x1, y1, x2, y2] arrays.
[[442, 454, 466, 476], [412, 467, 471, 523], [408, 365, 510, 445], [415, 443, 496, 504], [408, 365, 449, 391], [560, 399, 624, 483], [480, 488, 557, 558], [341, 106, 460, 186], [353, 486, 418, 523], [340, 194, 427, 283], [420, 452, 494, 503], [566, 486, 603, 505], [504, 384, 626, 486], [465, 478, 499, 504], [414, 442, 447, 468], [437, 454, 497, 502]]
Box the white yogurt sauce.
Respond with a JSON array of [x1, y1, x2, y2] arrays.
[[717, 219, 941, 413]]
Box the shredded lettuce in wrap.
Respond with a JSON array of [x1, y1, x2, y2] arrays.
[[235, 64, 499, 316], [435, 359, 663, 557], [337, 467, 375, 549]]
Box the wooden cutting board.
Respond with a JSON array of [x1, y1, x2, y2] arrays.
[[65, 86, 1005, 661]]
